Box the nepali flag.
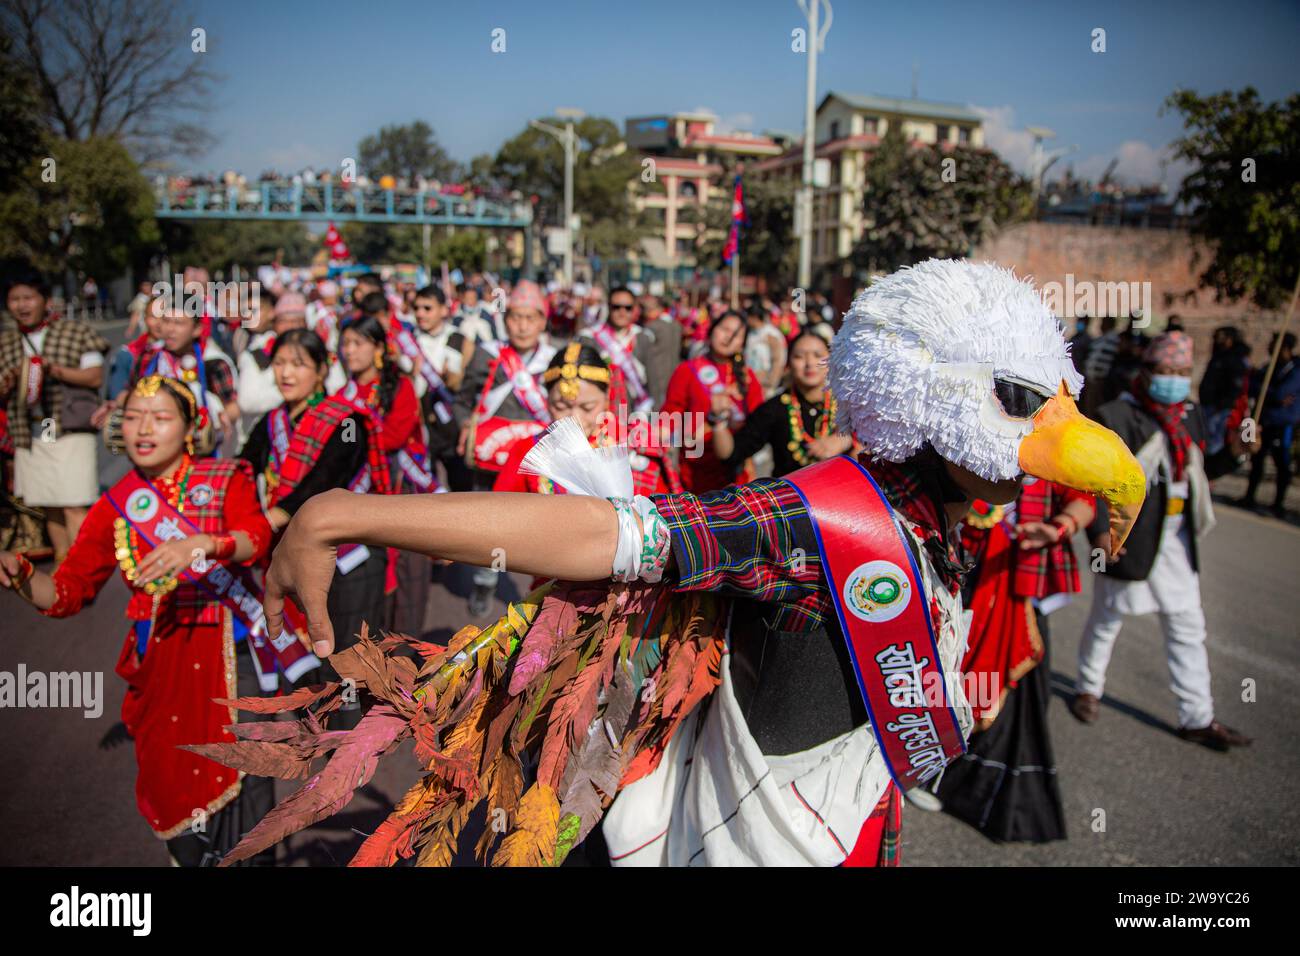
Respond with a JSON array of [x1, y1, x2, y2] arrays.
[[325, 221, 351, 263], [721, 174, 747, 265]]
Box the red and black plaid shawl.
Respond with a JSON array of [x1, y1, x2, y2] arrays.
[[272, 397, 391, 505], [1012, 480, 1090, 599], [1135, 378, 1197, 481]]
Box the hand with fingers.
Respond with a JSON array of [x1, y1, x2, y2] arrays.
[[263, 494, 340, 657]]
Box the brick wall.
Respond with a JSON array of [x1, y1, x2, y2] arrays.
[[973, 222, 1286, 375]]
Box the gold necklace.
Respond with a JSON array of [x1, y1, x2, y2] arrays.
[[783, 390, 836, 466], [114, 461, 191, 595]]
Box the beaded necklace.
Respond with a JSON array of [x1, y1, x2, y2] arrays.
[[782, 389, 836, 467], [114, 455, 192, 595]]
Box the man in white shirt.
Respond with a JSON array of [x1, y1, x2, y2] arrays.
[[413, 286, 473, 491], [455, 284, 502, 345]]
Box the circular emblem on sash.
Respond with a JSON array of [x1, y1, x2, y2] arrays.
[[126, 489, 159, 523], [697, 365, 718, 386], [843, 560, 911, 623], [188, 483, 214, 507]]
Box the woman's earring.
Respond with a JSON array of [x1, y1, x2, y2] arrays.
[[185, 432, 195, 456], [374, 352, 384, 370]]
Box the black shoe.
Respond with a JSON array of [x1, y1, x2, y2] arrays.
[[1177, 720, 1252, 751]]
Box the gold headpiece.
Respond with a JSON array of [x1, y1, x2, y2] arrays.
[[542, 341, 611, 401], [133, 375, 198, 418]]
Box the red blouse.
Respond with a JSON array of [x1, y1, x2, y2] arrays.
[[661, 355, 764, 493], [44, 459, 271, 621], [349, 375, 421, 453]]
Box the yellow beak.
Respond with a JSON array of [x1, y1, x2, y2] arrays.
[[1017, 384, 1146, 559]]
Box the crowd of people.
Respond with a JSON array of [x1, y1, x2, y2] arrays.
[[0, 259, 1280, 866]]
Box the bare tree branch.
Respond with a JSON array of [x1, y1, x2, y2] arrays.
[[0, 0, 217, 159]]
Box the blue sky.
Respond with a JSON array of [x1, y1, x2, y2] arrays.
[[189, 0, 1299, 190]]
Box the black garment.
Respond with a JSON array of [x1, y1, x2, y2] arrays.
[[1068, 330, 1093, 376], [723, 389, 836, 479], [388, 547, 432, 638], [307, 547, 390, 732], [937, 610, 1065, 843], [726, 448, 970, 756], [165, 642, 276, 866], [238, 406, 369, 516], [1199, 343, 1250, 411], [1088, 396, 1207, 581], [1244, 424, 1294, 509]]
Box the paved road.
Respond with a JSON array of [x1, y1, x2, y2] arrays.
[[2, 318, 1296, 865]]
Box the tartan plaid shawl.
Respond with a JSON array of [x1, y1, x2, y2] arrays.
[[272, 397, 391, 504], [1012, 480, 1087, 599]]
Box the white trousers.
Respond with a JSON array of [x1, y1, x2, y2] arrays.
[[1075, 515, 1215, 729]]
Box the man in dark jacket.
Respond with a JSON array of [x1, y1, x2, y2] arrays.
[[1072, 331, 1250, 751], [1241, 332, 1298, 518], [1198, 325, 1251, 455]]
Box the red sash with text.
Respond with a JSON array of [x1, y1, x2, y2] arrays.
[[782, 455, 965, 790], [107, 468, 320, 691]]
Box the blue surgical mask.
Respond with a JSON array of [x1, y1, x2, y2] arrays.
[[1148, 374, 1190, 404]]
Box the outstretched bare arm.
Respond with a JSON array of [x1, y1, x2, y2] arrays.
[[264, 489, 628, 656]]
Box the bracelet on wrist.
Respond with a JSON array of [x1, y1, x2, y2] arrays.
[[210, 534, 237, 561], [6, 554, 34, 590]]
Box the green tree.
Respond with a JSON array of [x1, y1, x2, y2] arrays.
[[699, 165, 798, 289], [337, 223, 425, 265], [0, 33, 43, 192], [1164, 87, 1300, 309], [158, 219, 318, 275], [0, 136, 158, 282], [431, 231, 487, 272], [851, 127, 1032, 274], [358, 121, 458, 184], [1, 0, 217, 161], [493, 116, 646, 256]]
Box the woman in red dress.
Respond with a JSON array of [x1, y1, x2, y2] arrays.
[[337, 314, 434, 636], [0, 375, 275, 865], [661, 309, 764, 493]]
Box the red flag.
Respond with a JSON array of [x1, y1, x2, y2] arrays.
[[722, 175, 746, 265], [325, 222, 351, 263]]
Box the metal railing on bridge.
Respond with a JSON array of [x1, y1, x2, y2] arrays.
[[155, 180, 533, 228]]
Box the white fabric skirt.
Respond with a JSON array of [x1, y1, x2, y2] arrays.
[[14, 432, 99, 507]]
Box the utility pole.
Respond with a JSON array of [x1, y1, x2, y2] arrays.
[[530, 107, 585, 284], [797, 0, 832, 291]]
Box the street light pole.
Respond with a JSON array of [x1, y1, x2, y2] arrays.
[[797, 0, 832, 291], [531, 107, 584, 284]]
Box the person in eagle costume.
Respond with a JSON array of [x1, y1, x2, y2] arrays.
[[192, 259, 1147, 867]]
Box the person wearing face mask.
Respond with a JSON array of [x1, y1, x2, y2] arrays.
[[1072, 331, 1251, 751]]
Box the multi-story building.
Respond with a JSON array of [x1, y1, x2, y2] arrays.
[[751, 91, 985, 272], [625, 111, 782, 275]]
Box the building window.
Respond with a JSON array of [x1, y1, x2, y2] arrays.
[[829, 120, 840, 141], [936, 124, 950, 144], [861, 116, 878, 135], [958, 126, 970, 144]]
